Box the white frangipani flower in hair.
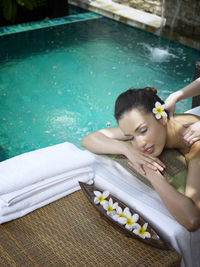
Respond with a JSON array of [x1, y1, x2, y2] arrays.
[[133, 223, 151, 239], [152, 101, 167, 119], [94, 190, 109, 205]]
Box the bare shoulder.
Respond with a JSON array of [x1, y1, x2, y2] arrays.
[[184, 140, 200, 162], [174, 113, 200, 124], [174, 114, 200, 161]]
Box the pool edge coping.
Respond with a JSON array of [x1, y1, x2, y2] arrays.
[[0, 12, 101, 36]]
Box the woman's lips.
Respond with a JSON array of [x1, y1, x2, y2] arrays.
[[144, 145, 155, 154]]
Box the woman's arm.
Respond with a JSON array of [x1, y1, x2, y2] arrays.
[[165, 77, 200, 118], [82, 127, 166, 174], [81, 127, 129, 154], [141, 141, 200, 232]]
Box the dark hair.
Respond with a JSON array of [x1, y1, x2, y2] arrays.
[[114, 87, 167, 121]]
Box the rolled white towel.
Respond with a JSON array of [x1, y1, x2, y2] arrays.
[[0, 142, 94, 195], [0, 166, 93, 206], [0, 169, 94, 224]]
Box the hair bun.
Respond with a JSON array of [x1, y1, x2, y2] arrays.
[[144, 87, 157, 95]]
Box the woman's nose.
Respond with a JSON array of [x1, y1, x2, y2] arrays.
[[135, 136, 146, 149]]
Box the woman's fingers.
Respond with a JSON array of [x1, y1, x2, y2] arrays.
[[128, 161, 146, 175], [128, 155, 165, 174], [153, 157, 166, 169], [143, 156, 166, 171], [127, 148, 166, 174]]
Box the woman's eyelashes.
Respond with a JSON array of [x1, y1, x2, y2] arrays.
[[128, 127, 147, 141], [140, 127, 147, 134], [129, 128, 147, 141]]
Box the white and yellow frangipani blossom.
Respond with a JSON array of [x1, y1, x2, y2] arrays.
[[112, 206, 128, 222], [118, 208, 140, 231], [103, 198, 118, 215], [133, 223, 151, 239], [152, 101, 167, 119], [94, 190, 109, 205]]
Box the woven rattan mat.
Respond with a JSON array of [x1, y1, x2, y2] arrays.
[[0, 190, 181, 266], [107, 148, 187, 194]]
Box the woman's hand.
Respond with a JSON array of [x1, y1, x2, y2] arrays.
[[124, 142, 166, 176], [183, 122, 200, 145]]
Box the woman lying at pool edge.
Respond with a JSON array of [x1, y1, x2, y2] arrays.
[[81, 87, 200, 232]]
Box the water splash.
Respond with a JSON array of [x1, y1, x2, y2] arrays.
[[141, 43, 177, 62]]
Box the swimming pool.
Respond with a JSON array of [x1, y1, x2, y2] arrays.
[[0, 9, 200, 161]]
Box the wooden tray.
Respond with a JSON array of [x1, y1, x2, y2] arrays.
[[79, 182, 169, 250]]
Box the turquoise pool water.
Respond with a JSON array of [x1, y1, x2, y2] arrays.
[[0, 12, 200, 161]]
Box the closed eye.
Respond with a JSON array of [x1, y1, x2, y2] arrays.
[[140, 128, 147, 134], [129, 136, 134, 141]]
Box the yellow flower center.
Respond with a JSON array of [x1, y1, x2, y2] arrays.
[[99, 195, 104, 202], [118, 213, 125, 217], [108, 206, 113, 212], [156, 107, 163, 115], [139, 227, 145, 236], [126, 218, 133, 226]]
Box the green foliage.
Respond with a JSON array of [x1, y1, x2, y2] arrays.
[[1, 0, 17, 24], [16, 0, 38, 10], [0, 0, 43, 24]]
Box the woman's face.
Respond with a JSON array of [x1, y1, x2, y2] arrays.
[[118, 108, 167, 157]]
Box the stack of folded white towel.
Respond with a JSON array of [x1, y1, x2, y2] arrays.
[[0, 142, 95, 224]]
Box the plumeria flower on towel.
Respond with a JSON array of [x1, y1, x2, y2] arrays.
[[118, 208, 140, 231], [133, 223, 151, 239], [152, 101, 167, 119], [103, 198, 118, 216], [112, 206, 128, 222], [94, 190, 109, 205]]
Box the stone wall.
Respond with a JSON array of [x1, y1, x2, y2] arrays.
[[165, 0, 200, 40], [113, 0, 162, 16], [113, 0, 200, 49]]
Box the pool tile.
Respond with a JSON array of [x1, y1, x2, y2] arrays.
[[0, 12, 101, 36]]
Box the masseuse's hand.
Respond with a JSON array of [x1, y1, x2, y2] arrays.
[[124, 143, 166, 176], [164, 92, 177, 119], [182, 122, 200, 145]]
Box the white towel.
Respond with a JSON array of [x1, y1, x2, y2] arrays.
[[0, 167, 93, 206], [93, 155, 200, 267], [0, 172, 94, 224], [0, 142, 95, 224], [0, 142, 94, 195], [185, 106, 200, 116]]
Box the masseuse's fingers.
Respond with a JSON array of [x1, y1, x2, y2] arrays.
[[182, 123, 192, 137], [182, 123, 200, 144], [185, 135, 199, 145], [168, 110, 174, 120], [164, 96, 176, 120], [189, 137, 199, 144]]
